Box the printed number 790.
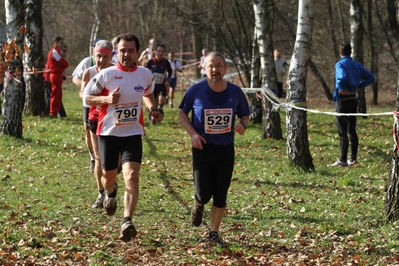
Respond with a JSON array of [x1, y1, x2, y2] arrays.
[[116, 108, 137, 119]]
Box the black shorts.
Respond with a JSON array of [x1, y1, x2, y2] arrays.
[[87, 120, 98, 134], [98, 135, 142, 170], [154, 85, 166, 97], [192, 142, 235, 208], [83, 107, 90, 125]]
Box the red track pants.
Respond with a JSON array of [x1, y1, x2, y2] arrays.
[[49, 73, 63, 116]]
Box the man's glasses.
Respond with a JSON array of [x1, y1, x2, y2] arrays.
[[206, 65, 225, 70]]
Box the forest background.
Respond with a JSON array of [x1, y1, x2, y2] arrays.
[[1, 0, 399, 265], [0, 0, 396, 108]]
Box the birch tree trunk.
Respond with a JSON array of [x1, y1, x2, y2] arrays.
[[253, 0, 282, 139], [274, 5, 333, 101], [286, 0, 315, 171], [0, 0, 25, 138], [385, 0, 399, 223], [89, 0, 100, 55], [350, 0, 367, 115], [249, 27, 263, 125], [23, 0, 44, 116]]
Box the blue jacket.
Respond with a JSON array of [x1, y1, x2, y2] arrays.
[[334, 56, 375, 103]]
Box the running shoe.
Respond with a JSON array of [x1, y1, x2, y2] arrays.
[[327, 159, 348, 167], [91, 192, 104, 209], [208, 231, 227, 247], [119, 220, 137, 242], [103, 184, 118, 216], [191, 201, 204, 227], [347, 159, 358, 166]]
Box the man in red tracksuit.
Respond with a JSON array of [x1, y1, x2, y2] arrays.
[[47, 36, 68, 117]]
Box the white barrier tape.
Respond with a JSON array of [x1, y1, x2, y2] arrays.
[[181, 76, 204, 84], [182, 61, 201, 68], [5, 71, 22, 84], [224, 72, 239, 79], [24, 69, 50, 74], [242, 87, 393, 117]]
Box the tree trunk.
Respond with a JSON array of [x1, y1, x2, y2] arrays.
[[367, 0, 378, 105], [286, 0, 315, 171], [0, 0, 25, 138], [326, 0, 338, 60], [274, 4, 333, 101], [190, 0, 203, 79], [90, 0, 100, 55], [253, 0, 282, 139], [249, 27, 263, 125], [23, 0, 44, 116], [385, 0, 399, 223], [384, 0, 399, 63], [336, 0, 347, 42], [350, 0, 367, 114]]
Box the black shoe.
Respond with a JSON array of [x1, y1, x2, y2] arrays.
[[208, 231, 227, 247]]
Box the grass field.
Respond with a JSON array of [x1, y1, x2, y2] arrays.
[[0, 82, 398, 265]]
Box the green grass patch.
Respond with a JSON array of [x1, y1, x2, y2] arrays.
[[0, 83, 397, 265]]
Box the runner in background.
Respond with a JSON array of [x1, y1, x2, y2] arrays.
[[168, 51, 183, 108], [73, 38, 104, 173], [145, 44, 172, 124]]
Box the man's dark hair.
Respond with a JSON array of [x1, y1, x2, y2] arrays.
[[157, 44, 166, 50], [53, 36, 63, 42], [339, 43, 351, 56], [115, 33, 140, 51]]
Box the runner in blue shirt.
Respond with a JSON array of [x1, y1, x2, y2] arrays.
[[179, 51, 250, 246], [328, 43, 375, 167]]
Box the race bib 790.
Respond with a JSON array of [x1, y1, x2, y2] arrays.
[[114, 101, 139, 126]]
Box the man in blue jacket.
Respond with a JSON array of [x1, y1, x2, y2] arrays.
[[328, 43, 375, 167]]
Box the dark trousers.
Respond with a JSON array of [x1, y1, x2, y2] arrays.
[[277, 82, 283, 98], [192, 143, 234, 208], [335, 96, 358, 162]]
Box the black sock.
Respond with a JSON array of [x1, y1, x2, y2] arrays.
[[108, 189, 117, 198], [123, 217, 131, 223]]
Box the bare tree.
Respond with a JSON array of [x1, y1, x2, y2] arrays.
[[385, 0, 399, 222], [249, 27, 263, 124], [0, 0, 25, 137], [253, 0, 282, 139], [367, 0, 378, 105], [286, 0, 315, 171], [350, 0, 367, 114], [327, 0, 338, 60], [89, 0, 99, 55], [23, 0, 44, 116], [273, 4, 333, 101]]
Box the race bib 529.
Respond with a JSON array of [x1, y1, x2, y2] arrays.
[[204, 108, 233, 134]]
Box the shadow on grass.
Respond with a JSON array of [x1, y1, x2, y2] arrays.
[[144, 136, 191, 214]]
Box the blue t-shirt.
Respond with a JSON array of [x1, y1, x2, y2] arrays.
[[334, 56, 375, 103], [179, 79, 250, 145]]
